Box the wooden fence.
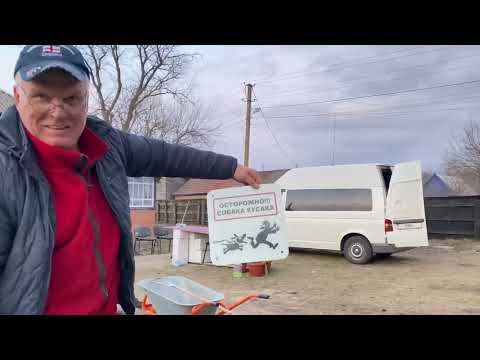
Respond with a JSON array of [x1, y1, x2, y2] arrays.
[[156, 200, 208, 225]]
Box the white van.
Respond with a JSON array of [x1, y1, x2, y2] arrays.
[[275, 161, 429, 264]]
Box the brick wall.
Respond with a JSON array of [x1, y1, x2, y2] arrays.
[[130, 209, 156, 231]]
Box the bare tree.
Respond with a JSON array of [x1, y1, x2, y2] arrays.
[[130, 97, 222, 149], [81, 45, 197, 132], [443, 120, 480, 195], [442, 175, 469, 196]]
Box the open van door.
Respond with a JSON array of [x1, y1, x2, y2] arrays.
[[386, 161, 429, 247]]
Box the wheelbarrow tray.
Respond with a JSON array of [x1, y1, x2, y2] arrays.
[[136, 276, 224, 315]]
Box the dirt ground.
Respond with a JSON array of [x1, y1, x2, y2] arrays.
[[134, 238, 480, 315]]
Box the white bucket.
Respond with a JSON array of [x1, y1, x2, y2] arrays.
[[171, 228, 189, 266]]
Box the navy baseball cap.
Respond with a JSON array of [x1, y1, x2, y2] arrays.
[[14, 45, 91, 81]]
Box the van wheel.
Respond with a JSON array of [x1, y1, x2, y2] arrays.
[[344, 236, 373, 264]]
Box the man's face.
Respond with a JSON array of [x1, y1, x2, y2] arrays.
[[14, 70, 89, 150]]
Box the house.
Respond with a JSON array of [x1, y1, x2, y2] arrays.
[[422, 172, 453, 197], [156, 177, 187, 201], [129, 176, 187, 229], [0, 89, 14, 113]]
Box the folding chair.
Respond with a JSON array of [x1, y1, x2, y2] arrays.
[[134, 226, 156, 255], [153, 225, 173, 256]]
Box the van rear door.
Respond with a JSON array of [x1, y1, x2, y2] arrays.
[[385, 161, 429, 247]]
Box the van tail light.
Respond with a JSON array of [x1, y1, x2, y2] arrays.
[[385, 219, 393, 233]]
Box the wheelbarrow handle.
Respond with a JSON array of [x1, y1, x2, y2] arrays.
[[216, 293, 270, 315], [142, 295, 157, 315]]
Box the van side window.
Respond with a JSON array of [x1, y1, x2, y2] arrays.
[[285, 189, 372, 211]]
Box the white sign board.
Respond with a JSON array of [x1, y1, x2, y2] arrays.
[[207, 184, 288, 266]]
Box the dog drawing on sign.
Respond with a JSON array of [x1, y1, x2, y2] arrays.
[[213, 233, 248, 254], [231, 233, 248, 244], [248, 221, 280, 249]]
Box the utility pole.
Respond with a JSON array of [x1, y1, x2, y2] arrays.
[[244, 83, 253, 167]]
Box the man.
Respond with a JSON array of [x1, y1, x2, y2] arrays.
[[0, 45, 262, 315]]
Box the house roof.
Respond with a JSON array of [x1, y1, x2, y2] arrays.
[[423, 172, 451, 188], [422, 171, 434, 185], [174, 178, 243, 196], [258, 169, 290, 183], [174, 169, 290, 196], [0, 90, 14, 113]]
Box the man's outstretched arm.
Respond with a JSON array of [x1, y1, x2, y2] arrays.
[[118, 130, 262, 187]]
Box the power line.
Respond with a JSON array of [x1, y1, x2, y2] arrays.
[[253, 46, 431, 84], [356, 89, 480, 111], [260, 113, 297, 168], [263, 92, 480, 119], [260, 78, 480, 110], [251, 46, 427, 83], [257, 51, 480, 101], [254, 46, 455, 85], [252, 88, 297, 167], [262, 104, 480, 120]]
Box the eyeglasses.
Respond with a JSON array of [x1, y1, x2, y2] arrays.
[[17, 84, 88, 115]]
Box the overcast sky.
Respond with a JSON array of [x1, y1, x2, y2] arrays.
[[2, 45, 479, 174]]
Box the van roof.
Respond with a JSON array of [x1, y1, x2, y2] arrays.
[[276, 164, 389, 188]]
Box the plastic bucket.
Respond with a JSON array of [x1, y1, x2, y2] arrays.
[[247, 261, 272, 277], [248, 262, 266, 277]]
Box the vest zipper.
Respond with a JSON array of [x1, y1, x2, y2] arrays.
[[77, 154, 109, 304]]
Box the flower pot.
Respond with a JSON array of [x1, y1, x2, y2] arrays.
[[248, 262, 267, 277]]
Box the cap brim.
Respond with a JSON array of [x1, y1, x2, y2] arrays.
[[18, 60, 89, 82]]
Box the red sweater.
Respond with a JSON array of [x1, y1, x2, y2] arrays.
[[25, 127, 121, 315]]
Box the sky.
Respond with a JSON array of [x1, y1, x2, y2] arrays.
[[2, 45, 479, 174]]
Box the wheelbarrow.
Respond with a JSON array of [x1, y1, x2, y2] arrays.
[[137, 276, 269, 315]]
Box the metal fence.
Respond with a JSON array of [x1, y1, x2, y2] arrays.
[[424, 196, 480, 238]]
